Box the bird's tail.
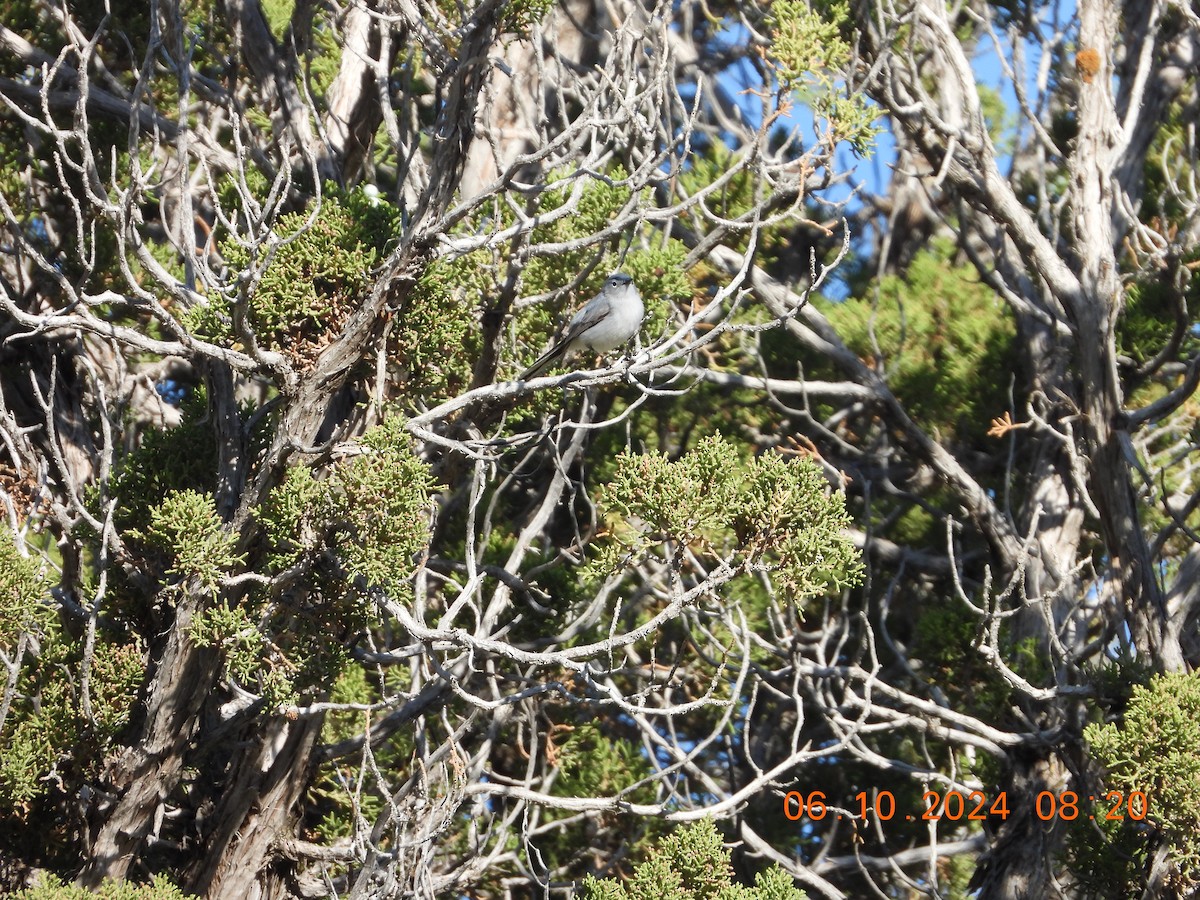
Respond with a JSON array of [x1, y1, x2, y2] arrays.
[[519, 342, 570, 380]]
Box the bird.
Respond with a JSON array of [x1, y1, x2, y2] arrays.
[[519, 272, 644, 380]]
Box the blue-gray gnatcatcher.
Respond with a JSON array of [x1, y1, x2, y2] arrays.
[[519, 273, 644, 380]]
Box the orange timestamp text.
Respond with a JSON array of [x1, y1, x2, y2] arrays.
[[782, 790, 1149, 824]]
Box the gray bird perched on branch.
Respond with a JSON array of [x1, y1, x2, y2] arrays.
[[519, 273, 644, 380]]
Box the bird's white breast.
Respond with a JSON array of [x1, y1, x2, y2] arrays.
[[580, 285, 644, 352]]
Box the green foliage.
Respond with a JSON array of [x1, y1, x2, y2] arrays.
[[0, 532, 50, 647], [334, 417, 435, 591], [1064, 802, 1151, 900], [888, 503, 937, 546], [105, 390, 218, 535], [0, 2, 60, 79], [578, 819, 806, 900], [256, 465, 328, 572], [215, 167, 272, 224], [396, 256, 484, 399], [678, 148, 758, 250], [193, 418, 432, 707], [907, 598, 1047, 725], [821, 239, 1016, 441], [767, 0, 850, 84], [520, 171, 634, 293], [767, 0, 880, 156], [261, 0, 294, 40], [937, 853, 978, 900], [1117, 266, 1200, 368], [674, 151, 837, 279], [1081, 650, 1154, 722], [1139, 103, 1200, 226], [308, 664, 396, 845], [0, 706, 64, 810], [556, 723, 654, 801], [306, 10, 345, 103], [977, 85, 1013, 150], [134, 490, 243, 597], [262, 415, 434, 591], [564, 172, 638, 245], [206, 183, 476, 400], [189, 599, 291, 702], [0, 633, 142, 814], [10, 873, 187, 899], [595, 436, 861, 600], [189, 590, 357, 709], [496, 722, 667, 881], [502, 0, 555, 33], [1085, 672, 1200, 881], [86, 640, 147, 739], [199, 189, 401, 362], [320, 664, 373, 745]]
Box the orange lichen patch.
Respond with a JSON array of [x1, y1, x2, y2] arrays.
[[1076, 48, 1101, 84]]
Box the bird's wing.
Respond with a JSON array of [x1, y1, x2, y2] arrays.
[[519, 298, 611, 380], [559, 299, 610, 345]]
